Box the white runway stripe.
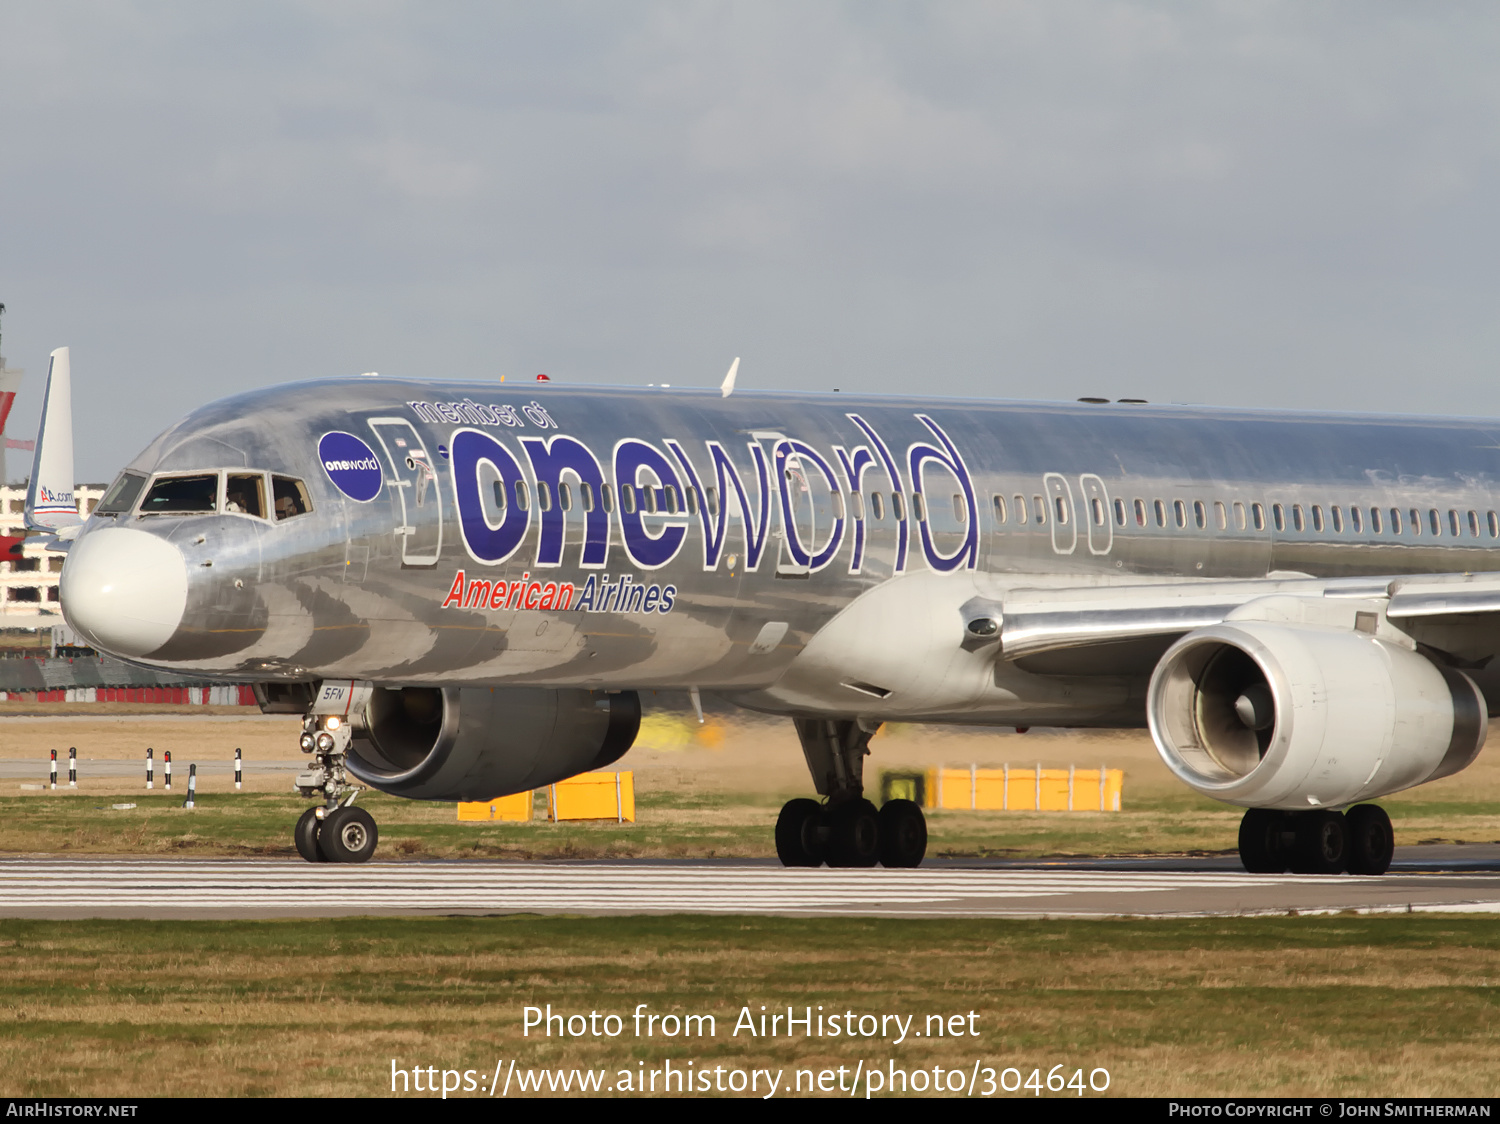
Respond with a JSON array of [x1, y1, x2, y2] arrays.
[[0, 858, 1470, 917]]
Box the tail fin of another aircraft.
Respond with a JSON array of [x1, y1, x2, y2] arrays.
[[25, 347, 81, 533], [0, 364, 25, 439]]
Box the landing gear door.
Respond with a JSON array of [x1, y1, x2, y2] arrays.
[[367, 417, 443, 568]]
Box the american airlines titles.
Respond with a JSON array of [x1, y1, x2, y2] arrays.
[[33, 483, 75, 512], [406, 401, 978, 616]]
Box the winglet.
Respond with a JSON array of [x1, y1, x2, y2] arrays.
[[720, 357, 740, 398], [25, 347, 81, 532]]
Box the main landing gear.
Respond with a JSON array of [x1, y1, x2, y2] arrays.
[[1238, 804, 1393, 875], [292, 712, 378, 863], [774, 718, 927, 868]]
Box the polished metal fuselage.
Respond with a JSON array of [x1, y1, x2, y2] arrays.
[[67, 378, 1500, 725]]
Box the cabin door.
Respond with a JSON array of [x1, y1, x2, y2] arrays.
[[366, 417, 443, 567]]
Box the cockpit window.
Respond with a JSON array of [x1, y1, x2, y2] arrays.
[[96, 472, 148, 515], [140, 474, 218, 515], [225, 474, 267, 519], [272, 476, 312, 521]]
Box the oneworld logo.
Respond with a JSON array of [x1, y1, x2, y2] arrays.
[[319, 432, 384, 502]]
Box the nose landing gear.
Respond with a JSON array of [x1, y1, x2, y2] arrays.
[[1238, 804, 1393, 875], [292, 710, 378, 863], [775, 718, 928, 869]]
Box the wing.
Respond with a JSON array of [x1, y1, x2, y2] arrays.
[[997, 571, 1500, 674]]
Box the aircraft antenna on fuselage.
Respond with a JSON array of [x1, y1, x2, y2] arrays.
[[720, 357, 740, 398]]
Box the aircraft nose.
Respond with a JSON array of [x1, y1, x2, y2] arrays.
[[61, 527, 189, 658]]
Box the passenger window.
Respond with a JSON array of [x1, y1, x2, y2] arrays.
[[706, 487, 718, 516], [913, 493, 927, 522], [581, 483, 595, 512], [142, 473, 219, 516], [1292, 504, 1305, 532], [1233, 501, 1246, 531], [1408, 508, 1420, 536], [1251, 502, 1265, 531], [871, 492, 885, 521], [601, 484, 615, 513], [491, 480, 507, 511], [558, 483, 572, 512], [1033, 495, 1047, 525], [848, 492, 862, 521], [1173, 500, 1186, 529], [271, 476, 312, 521], [1371, 507, 1383, 534], [514, 480, 530, 511], [1350, 505, 1362, 533], [537, 482, 553, 512], [1430, 509, 1441, 536], [1214, 500, 1226, 530], [1272, 504, 1285, 532], [1331, 506, 1343, 533], [1134, 499, 1147, 527], [893, 493, 906, 521], [1154, 500, 1166, 528], [643, 487, 657, 515], [1311, 505, 1323, 533], [1053, 495, 1067, 525], [1193, 500, 1206, 530], [1390, 508, 1402, 535], [993, 495, 1007, 524], [225, 474, 267, 519], [1469, 510, 1479, 537], [832, 491, 846, 520], [686, 487, 697, 515], [1489, 511, 1498, 539], [97, 471, 149, 516], [665, 486, 680, 515], [621, 484, 636, 514], [953, 494, 966, 524], [1114, 498, 1126, 526], [1091, 497, 1105, 526], [1013, 495, 1027, 524], [1449, 509, 1461, 537]]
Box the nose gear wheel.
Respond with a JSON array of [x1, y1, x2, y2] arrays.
[[291, 708, 378, 863]]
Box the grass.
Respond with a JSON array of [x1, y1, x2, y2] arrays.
[[0, 789, 1250, 860], [0, 786, 1496, 862], [0, 914, 1497, 1097]]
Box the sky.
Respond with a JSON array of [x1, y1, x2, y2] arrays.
[[5, 2, 1500, 480]]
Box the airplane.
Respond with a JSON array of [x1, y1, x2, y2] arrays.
[[28, 346, 1500, 874]]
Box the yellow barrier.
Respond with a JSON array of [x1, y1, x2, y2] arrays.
[[457, 792, 533, 822], [923, 765, 1122, 812], [547, 771, 636, 823]]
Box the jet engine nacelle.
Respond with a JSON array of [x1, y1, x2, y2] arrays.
[[344, 686, 641, 802], [1147, 623, 1485, 810]]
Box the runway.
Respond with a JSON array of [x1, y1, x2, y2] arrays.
[[3, 856, 1500, 919]]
